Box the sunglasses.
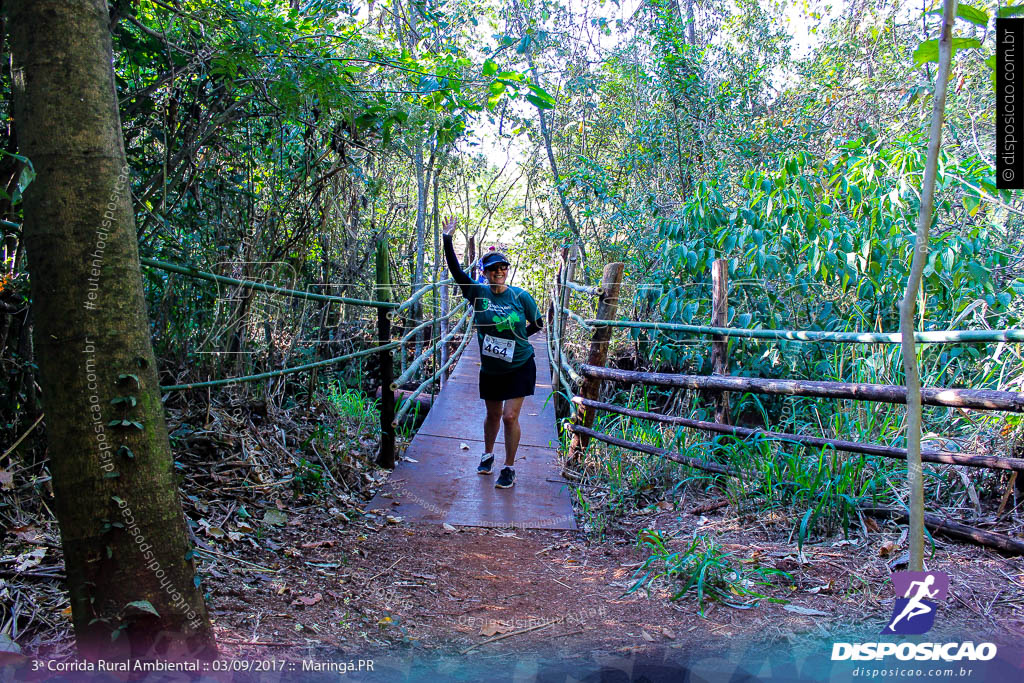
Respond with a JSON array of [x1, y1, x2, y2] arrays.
[[485, 264, 509, 273]]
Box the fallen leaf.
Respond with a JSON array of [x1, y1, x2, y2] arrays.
[[641, 630, 656, 642], [301, 540, 335, 549], [480, 621, 511, 637], [878, 541, 899, 557], [782, 605, 828, 617], [656, 501, 672, 511], [263, 510, 288, 527], [662, 627, 676, 640], [0, 633, 21, 654], [124, 600, 160, 618], [13, 548, 46, 572], [442, 523, 457, 532], [10, 526, 41, 544], [0, 470, 13, 490], [888, 551, 910, 570], [291, 593, 322, 607], [385, 515, 403, 524], [205, 526, 226, 539]]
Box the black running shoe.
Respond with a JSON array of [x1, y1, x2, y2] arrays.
[[495, 466, 515, 489], [477, 454, 494, 475]]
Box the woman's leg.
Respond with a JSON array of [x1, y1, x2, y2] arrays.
[[484, 399, 502, 454], [500, 397, 526, 467]]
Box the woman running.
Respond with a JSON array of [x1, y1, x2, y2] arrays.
[[442, 217, 543, 489]]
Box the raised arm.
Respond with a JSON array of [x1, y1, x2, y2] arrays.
[[442, 217, 475, 298]]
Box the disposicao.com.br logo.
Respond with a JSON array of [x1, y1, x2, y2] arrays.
[[831, 571, 997, 663]]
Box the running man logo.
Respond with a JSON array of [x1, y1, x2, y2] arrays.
[[882, 571, 950, 635]]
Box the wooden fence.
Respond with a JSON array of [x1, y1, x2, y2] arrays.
[[547, 255, 1024, 554]]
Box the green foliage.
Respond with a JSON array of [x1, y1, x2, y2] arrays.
[[291, 458, 326, 494], [630, 531, 790, 615]]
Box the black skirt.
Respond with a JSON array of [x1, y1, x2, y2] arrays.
[[479, 355, 536, 401]]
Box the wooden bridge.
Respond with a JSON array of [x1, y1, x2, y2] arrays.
[[367, 333, 576, 530]]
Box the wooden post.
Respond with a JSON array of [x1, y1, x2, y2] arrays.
[[559, 248, 578, 330], [439, 280, 449, 393], [375, 240, 395, 468], [568, 261, 625, 460], [466, 235, 476, 279], [711, 258, 730, 425], [556, 247, 578, 411], [550, 246, 568, 411]]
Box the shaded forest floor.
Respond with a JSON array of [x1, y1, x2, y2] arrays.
[[4, 396, 1023, 667], [203, 494, 1023, 664]]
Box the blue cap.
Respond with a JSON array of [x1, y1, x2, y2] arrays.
[[481, 251, 510, 269]]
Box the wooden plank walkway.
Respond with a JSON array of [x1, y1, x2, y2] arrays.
[[366, 333, 576, 530]]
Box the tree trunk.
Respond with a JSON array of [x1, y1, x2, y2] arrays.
[[899, 0, 958, 572], [8, 0, 215, 659]]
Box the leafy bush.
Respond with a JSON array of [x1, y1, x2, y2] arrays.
[[630, 531, 790, 615]]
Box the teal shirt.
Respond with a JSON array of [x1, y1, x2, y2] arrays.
[[442, 234, 543, 373], [465, 283, 542, 373]]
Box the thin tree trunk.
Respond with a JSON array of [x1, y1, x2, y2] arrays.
[[899, 0, 958, 572], [520, 39, 584, 253], [8, 0, 214, 659]]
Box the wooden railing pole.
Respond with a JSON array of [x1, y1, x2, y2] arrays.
[[568, 261, 625, 460], [375, 240, 395, 468], [431, 282, 439, 407], [711, 258, 730, 424], [550, 246, 568, 412], [439, 281, 449, 393], [556, 248, 578, 415]]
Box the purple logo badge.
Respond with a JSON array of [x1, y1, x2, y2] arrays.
[[882, 571, 950, 635]]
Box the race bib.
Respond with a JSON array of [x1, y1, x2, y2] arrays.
[[481, 334, 514, 362]]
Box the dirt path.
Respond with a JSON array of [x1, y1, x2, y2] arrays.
[[206, 497, 1023, 671]]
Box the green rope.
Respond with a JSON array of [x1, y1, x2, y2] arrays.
[[142, 257, 399, 308], [160, 341, 402, 392], [585, 319, 1024, 345]]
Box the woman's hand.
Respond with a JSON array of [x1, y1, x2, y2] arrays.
[[442, 216, 457, 237]]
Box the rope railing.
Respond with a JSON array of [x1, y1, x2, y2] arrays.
[[565, 421, 1024, 555], [141, 257, 398, 308], [144, 252, 479, 468], [583, 318, 1024, 345], [160, 341, 402, 392], [570, 396, 1024, 472], [394, 279, 455, 317], [392, 307, 471, 390], [397, 300, 467, 346], [393, 321, 474, 427], [579, 363, 1024, 413], [560, 305, 594, 331], [563, 280, 603, 297]]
